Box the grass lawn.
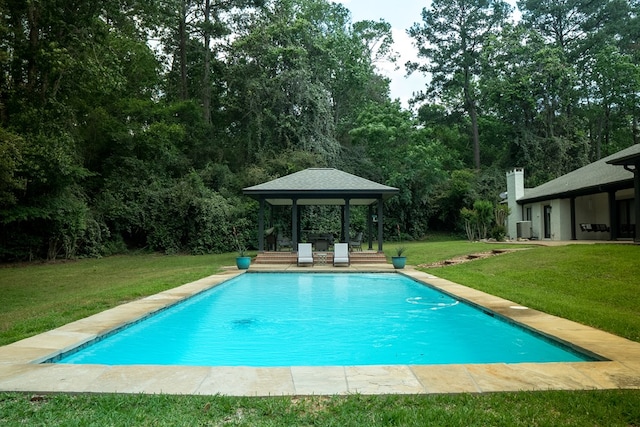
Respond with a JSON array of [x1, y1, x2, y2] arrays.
[[0, 252, 243, 346], [1, 390, 639, 426], [1, 241, 639, 426], [419, 243, 640, 342]]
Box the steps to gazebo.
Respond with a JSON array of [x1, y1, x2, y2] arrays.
[[254, 250, 388, 265], [254, 252, 297, 264], [348, 251, 388, 264]]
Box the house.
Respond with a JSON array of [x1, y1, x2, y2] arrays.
[[505, 144, 640, 243]]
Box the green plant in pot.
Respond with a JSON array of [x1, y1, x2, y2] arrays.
[[391, 224, 407, 269], [232, 226, 251, 270], [392, 245, 407, 269]]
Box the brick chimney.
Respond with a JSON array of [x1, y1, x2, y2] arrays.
[[506, 168, 525, 239]]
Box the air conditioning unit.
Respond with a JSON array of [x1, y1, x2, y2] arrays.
[[516, 221, 532, 239]]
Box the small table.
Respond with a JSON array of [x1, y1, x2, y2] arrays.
[[316, 252, 328, 265]]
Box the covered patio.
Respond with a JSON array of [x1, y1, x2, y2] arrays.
[[242, 168, 399, 262], [606, 146, 640, 243]]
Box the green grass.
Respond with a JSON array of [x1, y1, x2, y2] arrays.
[[422, 244, 640, 342], [1, 241, 639, 426], [1, 390, 639, 426], [0, 252, 251, 346], [383, 239, 533, 265]]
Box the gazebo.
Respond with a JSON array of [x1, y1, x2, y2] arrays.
[[242, 168, 399, 253]]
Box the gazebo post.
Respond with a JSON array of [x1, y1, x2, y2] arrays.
[[292, 199, 299, 251], [269, 205, 274, 229], [339, 206, 345, 241], [296, 205, 302, 247], [344, 198, 351, 243], [377, 198, 384, 252], [258, 198, 265, 252], [367, 204, 373, 250]]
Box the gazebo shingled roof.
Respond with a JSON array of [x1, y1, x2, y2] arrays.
[[243, 168, 399, 206]]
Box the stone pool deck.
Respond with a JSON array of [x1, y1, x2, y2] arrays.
[[1, 264, 639, 396]]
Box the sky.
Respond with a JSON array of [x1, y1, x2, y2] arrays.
[[332, 0, 428, 108], [332, 0, 519, 109]]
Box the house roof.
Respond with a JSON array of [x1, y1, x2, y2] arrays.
[[606, 144, 640, 166], [242, 168, 399, 206], [518, 144, 638, 203]]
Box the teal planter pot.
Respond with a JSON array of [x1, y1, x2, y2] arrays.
[[236, 256, 251, 270], [391, 256, 406, 269]]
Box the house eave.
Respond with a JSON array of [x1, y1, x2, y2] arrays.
[[517, 179, 634, 204]]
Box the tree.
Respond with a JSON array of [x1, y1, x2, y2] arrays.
[[583, 45, 640, 158], [330, 19, 394, 144], [159, 0, 263, 119], [0, 0, 164, 260], [459, 200, 494, 241], [349, 100, 451, 238], [479, 23, 589, 183], [222, 0, 392, 168], [518, 0, 629, 57], [474, 199, 494, 239], [408, 0, 511, 169], [0, 128, 26, 207], [518, 0, 634, 163]]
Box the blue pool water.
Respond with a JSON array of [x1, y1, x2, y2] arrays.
[[57, 273, 592, 366]]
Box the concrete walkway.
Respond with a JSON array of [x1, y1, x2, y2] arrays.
[[1, 265, 639, 396], [506, 239, 636, 246]]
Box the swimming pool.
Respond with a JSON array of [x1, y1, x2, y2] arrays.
[[56, 273, 593, 366]]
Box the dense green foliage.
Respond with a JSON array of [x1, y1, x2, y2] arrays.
[[1, 0, 639, 260]]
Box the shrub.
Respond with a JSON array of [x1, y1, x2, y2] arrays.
[[491, 225, 507, 241], [474, 200, 494, 240], [460, 207, 477, 242]]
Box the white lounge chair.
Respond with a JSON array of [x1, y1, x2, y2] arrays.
[[333, 242, 350, 266], [297, 243, 314, 266]]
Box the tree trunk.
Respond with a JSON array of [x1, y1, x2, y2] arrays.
[[178, 1, 188, 101], [26, 2, 39, 92], [463, 68, 480, 170], [469, 100, 480, 170], [202, 0, 212, 124]]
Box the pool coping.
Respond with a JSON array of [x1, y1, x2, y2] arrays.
[[0, 264, 639, 396]]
